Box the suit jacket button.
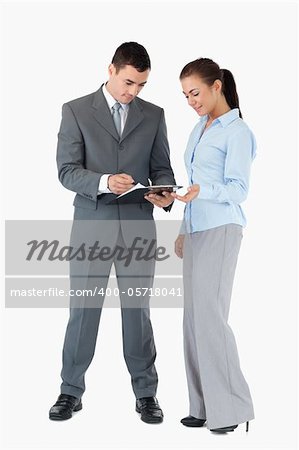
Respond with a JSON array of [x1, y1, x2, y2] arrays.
[[119, 144, 124, 151]]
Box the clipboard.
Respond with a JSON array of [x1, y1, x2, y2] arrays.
[[106, 183, 183, 205]]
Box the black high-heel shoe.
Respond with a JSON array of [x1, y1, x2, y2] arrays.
[[211, 421, 249, 433], [181, 415, 206, 427]]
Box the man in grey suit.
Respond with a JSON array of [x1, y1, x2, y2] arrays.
[[49, 42, 175, 423]]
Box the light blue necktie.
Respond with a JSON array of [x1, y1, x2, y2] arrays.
[[112, 102, 122, 136]]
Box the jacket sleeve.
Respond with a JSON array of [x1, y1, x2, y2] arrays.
[[149, 109, 176, 212], [56, 103, 102, 203]]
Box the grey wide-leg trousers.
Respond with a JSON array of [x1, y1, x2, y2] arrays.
[[60, 230, 158, 400], [183, 224, 254, 429]]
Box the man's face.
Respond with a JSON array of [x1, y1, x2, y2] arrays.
[[106, 64, 150, 104]]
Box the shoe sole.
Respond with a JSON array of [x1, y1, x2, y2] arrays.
[[211, 430, 235, 433], [135, 407, 163, 424], [49, 402, 82, 421], [210, 427, 236, 433]]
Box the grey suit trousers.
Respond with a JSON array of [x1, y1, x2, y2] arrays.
[[183, 224, 254, 429], [60, 229, 158, 400]]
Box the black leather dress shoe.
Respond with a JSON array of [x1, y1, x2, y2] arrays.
[[181, 415, 206, 427], [210, 424, 238, 433], [136, 396, 163, 424], [49, 394, 82, 421]]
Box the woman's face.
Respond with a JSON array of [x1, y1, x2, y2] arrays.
[[181, 75, 220, 116]]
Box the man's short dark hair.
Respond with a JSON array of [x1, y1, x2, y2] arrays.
[[112, 42, 151, 73]]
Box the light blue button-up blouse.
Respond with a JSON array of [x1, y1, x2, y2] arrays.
[[180, 108, 256, 233]]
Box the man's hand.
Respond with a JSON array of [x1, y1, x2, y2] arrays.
[[171, 184, 200, 203], [175, 234, 185, 258], [144, 191, 174, 208], [108, 173, 135, 195]]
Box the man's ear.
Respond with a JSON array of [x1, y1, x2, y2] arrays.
[[108, 63, 115, 77]]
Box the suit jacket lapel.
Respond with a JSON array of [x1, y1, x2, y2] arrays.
[[91, 85, 144, 143], [91, 85, 119, 141], [120, 98, 144, 143]]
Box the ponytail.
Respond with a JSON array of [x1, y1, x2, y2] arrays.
[[221, 69, 242, 118]]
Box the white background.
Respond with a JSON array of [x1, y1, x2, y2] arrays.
[[1, 1, 298, 449]]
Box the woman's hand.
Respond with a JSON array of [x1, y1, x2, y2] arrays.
[[171, 184, 200, 203], [175, 234, 185, 259]]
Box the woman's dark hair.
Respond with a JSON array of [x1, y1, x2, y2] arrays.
[[112, 42, 151, 73], [180, 58, 242, 118]]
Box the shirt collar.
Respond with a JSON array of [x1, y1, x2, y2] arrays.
[[102, 82, 129, 111], [201, 108, 240, 128]]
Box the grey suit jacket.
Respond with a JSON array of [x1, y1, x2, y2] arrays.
[[56, 85, 175, 247]]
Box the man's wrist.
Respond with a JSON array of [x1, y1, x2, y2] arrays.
[[98, 174, 112, 194]]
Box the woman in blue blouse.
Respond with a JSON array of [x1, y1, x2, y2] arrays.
[[172, 58, 256, 433]]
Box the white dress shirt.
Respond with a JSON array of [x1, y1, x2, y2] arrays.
[[98, 83, 129, 194]]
